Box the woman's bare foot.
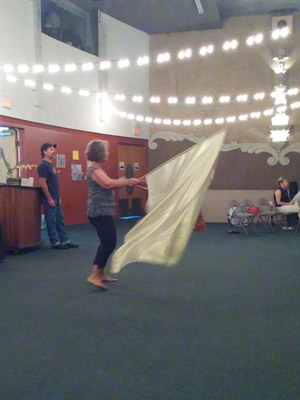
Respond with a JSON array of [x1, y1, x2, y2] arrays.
[[100, 274, 117, 282], [86, 271, 108, 290]]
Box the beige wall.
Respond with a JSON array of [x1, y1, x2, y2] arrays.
[[149, 13, 300, 143], [202, 190, 275, 222], [147, 13, 300, 205]]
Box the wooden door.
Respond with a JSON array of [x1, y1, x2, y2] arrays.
[[117, 143, 147, 217]]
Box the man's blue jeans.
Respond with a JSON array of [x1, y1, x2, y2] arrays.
[[42, 199, 70, 246]]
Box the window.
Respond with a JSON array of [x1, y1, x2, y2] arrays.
[[41, 0, 98, 56]]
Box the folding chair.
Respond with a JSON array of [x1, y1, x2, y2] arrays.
[[243, 199, 272, 233], [257, 198, 284, 231], [228, 200, 258, 236], [270, 198, 298, 230]]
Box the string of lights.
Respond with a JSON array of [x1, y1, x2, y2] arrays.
[[3, 72, 299, 107], [2, 69, 300, 128], [113, 100, 300, 127], [0, 27, 293, 76]]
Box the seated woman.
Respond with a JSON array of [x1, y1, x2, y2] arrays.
[[274, 176, 300, 229]]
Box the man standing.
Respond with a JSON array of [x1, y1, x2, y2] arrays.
[[38, 143, 78, 249]]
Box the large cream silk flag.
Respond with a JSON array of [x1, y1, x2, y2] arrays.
[[110, 129, 226, 273]]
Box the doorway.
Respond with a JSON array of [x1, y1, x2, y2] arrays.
[[117, 143, 147, 218], [0, 127, 20, 183]]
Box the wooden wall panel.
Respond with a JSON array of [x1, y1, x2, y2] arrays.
[[0, 115, 148, 225]]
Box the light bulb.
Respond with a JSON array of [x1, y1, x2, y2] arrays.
[[255, 33, 264, 43], [24, 79, 36, 87], [246, 36, 255, 46], [173, 119, 181, 125], [287, 88, 299, 96], [253, 92, 265, 100], [43, 83, 54, 91], [115, 94, 125, 101], [207, 45, 214, 53], [132, 96, 143, 103], [202, 96, 213, 104], [290, 102, 300, 109], [157, 53, 170, 63], [150, 96, 160, 103], [185, 97, 196, 105], [99, 61, 111, 70], [118, 59, 130, 68], [18, 64, 29, 73], [168, 97, 178, 104], [79, 90, 90, 97], [64, 63, 77, 72], [263, 109, 274, 116], [193, 119, 201, 126], [199, 47, 207, 56], [61, 87, 72, 94], [219, 96, 230, 103], [6, 74, 17, 82], [32, 64, 45, 73], [281, 27, 290, 38], [231, 40, 238, 49], [137, 56, 149, 66], [226, 116, 236, 123], [3, 64, 14, 73], [81, 63, 94, 71], [48, 64, 60, 73], [236, 94, 248, 102]]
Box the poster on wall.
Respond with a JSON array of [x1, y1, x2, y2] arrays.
[[72, 150, 79, 160], [56, 154, 66, 168], [71, 164, 82, 181]]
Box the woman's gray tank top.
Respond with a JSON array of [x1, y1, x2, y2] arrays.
[[85, 166, 115, 217]]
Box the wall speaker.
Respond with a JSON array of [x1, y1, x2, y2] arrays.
[[272, 15, 293, 32]]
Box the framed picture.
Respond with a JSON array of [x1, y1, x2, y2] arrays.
[[71, 164, 82, 181], [56, 154, 66, 168]]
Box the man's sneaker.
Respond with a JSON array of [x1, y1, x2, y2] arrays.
[[52, 244, 69, 249], [66, 243, 79, 248]]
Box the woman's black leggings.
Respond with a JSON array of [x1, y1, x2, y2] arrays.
[[88, 215, 117, 268]]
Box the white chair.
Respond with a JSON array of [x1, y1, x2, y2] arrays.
[[228, 200, 258, 236]]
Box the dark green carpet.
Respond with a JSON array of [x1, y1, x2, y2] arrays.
[[0, 221, 299, 400]]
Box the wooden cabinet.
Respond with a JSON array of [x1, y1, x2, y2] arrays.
[[0, 184, 42, 251]]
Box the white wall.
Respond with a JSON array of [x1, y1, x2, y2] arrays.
[[0, 0, 150, 139]]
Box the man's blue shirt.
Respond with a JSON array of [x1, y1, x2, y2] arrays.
[[37, 160, 60, 200]]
